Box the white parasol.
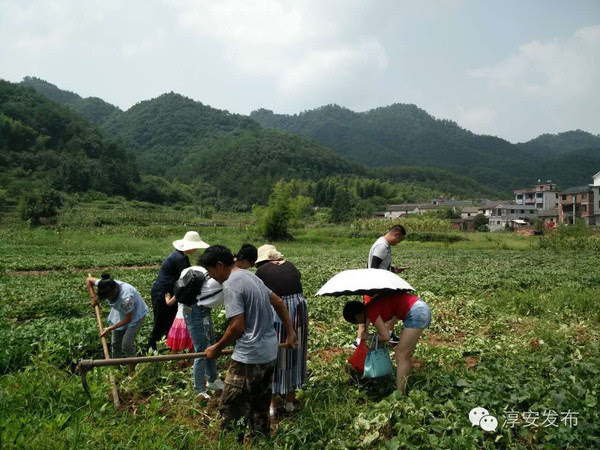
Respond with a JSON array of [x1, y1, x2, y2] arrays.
[[315, 269, 415, 297]]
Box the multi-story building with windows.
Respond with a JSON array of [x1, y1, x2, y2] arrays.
[[558, 183, 596, 225], [514, 180, 559, 210]]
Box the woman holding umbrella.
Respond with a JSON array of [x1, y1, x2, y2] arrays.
[[318, 268, 430, 394], [343, 292, 430, 394]]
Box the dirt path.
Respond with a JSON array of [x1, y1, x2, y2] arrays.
[[7, 264, 160, 276]]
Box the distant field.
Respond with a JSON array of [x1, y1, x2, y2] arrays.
[[1, 212, 599, 449]]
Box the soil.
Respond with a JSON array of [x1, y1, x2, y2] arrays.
[[7, 264, 160, 276]]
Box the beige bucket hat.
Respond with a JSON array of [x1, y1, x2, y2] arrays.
[[255, 244, 284, 264], [172, 231, 209, 251]]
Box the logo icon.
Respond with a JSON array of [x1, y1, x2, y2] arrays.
[[469, 407, 498, 432]]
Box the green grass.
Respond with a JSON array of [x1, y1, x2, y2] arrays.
[[1, 207, 599, 449]]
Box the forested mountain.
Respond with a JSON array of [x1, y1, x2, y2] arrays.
[[21, 77, 121, 125], [516, 130, 600, 158], [0, 80, 138, 198], [102, 92, 259, 150], [99, 92, 369, 207], [251, 105, 600, 190], [17, 76, 554, 208], [99, 92, 499, 205]]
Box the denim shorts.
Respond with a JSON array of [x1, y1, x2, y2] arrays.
[[403, 299, 431, 329]]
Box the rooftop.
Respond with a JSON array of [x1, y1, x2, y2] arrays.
[[537, 209, 559, 217], [495, 204, 538, 210], [560, 185, 593, 194], [386, 203, 438, 212]]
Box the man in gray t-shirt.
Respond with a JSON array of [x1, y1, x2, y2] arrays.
[[367, 225, 406, 272], [200, 245, 297, 440], [223, 269, 278, 364], [356, 225, 407, 346]]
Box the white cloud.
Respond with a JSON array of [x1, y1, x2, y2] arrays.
[[468, 25, 600, 100], [4, 0, 120, 54], [455, 106, 497, 134], [121, 31, 166, 58], [171, 0, 389, 98]]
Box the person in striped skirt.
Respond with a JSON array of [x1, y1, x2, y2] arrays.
[[255, 245, 308, 417]]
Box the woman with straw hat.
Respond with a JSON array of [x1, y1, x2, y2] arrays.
[[147, 231, 209, 350], [255, 244, 308, 417]]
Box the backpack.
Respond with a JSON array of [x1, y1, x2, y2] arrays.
[[173, 268, 206, 306]]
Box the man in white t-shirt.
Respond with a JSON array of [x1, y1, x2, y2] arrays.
[[355, 225, 407, 347]]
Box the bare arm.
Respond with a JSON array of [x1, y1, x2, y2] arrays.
[[164, 292, 178, 306], [86, 276, 99, 306], [206, 313, 246, 359], [269, 292, 298, 349], [100, 312, 133, 338], [372, 316, 391, 342]]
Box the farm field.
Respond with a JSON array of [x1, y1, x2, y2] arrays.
[[0, 212, 599, 449]]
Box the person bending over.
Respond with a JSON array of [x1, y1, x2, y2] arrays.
[[344, 292, 430, 394]]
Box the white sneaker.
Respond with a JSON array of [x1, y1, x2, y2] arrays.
[[206, 378, 224, 391], [196, 391, 211, 400]]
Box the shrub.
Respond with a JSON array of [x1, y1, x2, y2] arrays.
[[352, 216, 451, 234], [539, 222, 600, 251], [473, 213, 488, 230], [405, 232, 465, 243], [18, 189, 63, 226], [329, 188, 353, 223], [254, 180, 293, 240]]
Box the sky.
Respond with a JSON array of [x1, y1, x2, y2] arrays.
[[1, 0, 599, 143]]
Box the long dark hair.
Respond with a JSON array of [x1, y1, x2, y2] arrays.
[[97, 273, 118, 299]]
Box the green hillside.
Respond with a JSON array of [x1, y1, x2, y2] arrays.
[[0, 80, 138, 200], [18, 77, 508, 208], [21, 77, 120, 125], [102, 92, 259, 150], [516, 130, 600, 159], [540, 147, 600, 189], [101, 93, 499, 205], [251, 105, 600, 190]]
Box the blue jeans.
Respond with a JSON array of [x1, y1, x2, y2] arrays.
[[183, 304, 217, 392]]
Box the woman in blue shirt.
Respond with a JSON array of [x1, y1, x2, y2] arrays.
[[86, 274, 149, 373]]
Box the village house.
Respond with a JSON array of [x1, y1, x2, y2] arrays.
[[558, 172, 599, 225], [592, 171, 600, 225], [460, 206, 480, 219], [514, 180, 559, 210], [383, 203, 438, 219], [476, 201, 504, 218], [536, 209, 559, 227], [429, 197, 472, 209], [488, 204, 539, 231]]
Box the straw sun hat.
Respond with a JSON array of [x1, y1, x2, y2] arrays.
[[172, 231, 209, 252], [255, 244, 284, 264]]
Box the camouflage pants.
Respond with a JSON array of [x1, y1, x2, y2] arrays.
[[219, 359, 276, 440]]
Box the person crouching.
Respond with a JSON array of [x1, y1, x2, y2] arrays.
[[343, 293, 431, 394]]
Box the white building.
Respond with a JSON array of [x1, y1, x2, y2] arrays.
[[384, 203, 438, 219], [589, 171, 600, 225], [488, 204, 539, 231]]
